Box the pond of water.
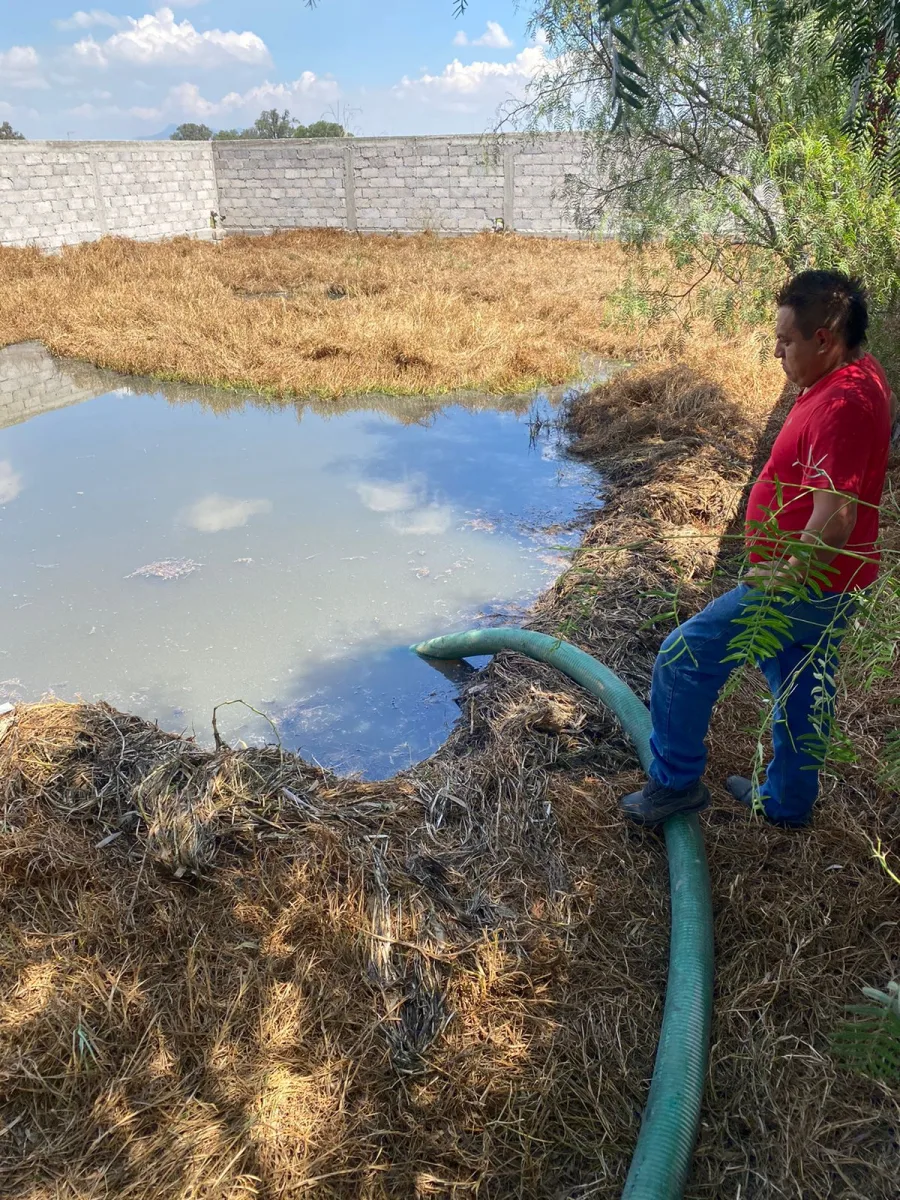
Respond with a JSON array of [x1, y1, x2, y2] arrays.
[[0, 343, 603, 778]]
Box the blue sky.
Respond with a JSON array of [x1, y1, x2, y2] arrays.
[[1, 2, 550, 139]]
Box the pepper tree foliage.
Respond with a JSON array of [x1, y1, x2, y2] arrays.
[[499, 2, 900, 310], [775, 1, 900, 162], [527, 3, 900, 151]]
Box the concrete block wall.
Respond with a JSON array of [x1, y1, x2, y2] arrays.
[[213, 134, 592, 238], [513, 134, 593, 235], [212, 139, 346, 231], [346, 137, 506, 235], [0, 141, 218, 250], [0, 133, 598, 249]]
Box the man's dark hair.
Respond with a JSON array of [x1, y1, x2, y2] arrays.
[[776, 269, 869, 348]]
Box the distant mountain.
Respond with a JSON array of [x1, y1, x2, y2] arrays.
[[138, 124, 181, 141]]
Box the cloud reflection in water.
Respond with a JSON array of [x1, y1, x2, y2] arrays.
[[184, 493, 272, 533], [0, 460, 22, 506], [356, 475, 454, 536]]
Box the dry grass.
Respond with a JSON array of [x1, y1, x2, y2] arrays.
[[1, 337, 897, 1197], [0, 229, 768, 398]]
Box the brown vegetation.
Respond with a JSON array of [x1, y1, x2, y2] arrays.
[[1, 350, 897, 1197], [0, 229, 772, 398]]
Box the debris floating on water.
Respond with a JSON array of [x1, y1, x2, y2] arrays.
[[126, 558, 201, 581]]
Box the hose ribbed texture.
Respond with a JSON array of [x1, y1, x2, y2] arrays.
[[411, 628, 714, 1199]]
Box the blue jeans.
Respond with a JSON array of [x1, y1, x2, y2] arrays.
[[649, 584, 856, 825]]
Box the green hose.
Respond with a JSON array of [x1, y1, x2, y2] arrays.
[[411, 627, 713, 1199]]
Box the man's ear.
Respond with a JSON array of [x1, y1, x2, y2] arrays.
[[814, 327, 834, 353]]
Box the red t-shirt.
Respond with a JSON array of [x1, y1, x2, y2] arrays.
[[746, 353, 892, 592]]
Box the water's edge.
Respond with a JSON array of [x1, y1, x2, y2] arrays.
[[0, 343, 612, 778]]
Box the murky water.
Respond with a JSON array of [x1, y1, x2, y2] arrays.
[[0, 344, 603, 777]]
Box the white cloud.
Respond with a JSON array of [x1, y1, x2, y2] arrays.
[[0, 46, 48, 90], [0, 101, 38, 121], [61, 71, 338, 127], [65, 99, 162, 120], [477, 21, 514, 48], [55, 10, 124, 31], [166, 73, 339, 120], [184, 493, 272, 533], [70, 40, 106, 69], [65, 102, 102, 118], [393, 43, 550, 111], [129, 103, 164, 119], [454, 22, 514, 50], [0, 462, 23, 506], [73, 7, 270, 69]]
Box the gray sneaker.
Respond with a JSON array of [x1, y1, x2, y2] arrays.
[[726, 775, 755, 807], [619, 777, 710, 827], [726, 775, 810, 829]]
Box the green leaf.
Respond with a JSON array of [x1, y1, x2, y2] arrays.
[[618, 74, 652, 100], [831, 991, 900, 1084], [615, 52, 647, 79]]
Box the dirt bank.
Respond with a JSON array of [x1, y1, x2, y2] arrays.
[[0, 363, 897, 1199]]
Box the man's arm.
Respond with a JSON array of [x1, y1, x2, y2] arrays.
[[787, 488, 857, 574], [749, 489, 858, 586], [751, 392, 883, 586]]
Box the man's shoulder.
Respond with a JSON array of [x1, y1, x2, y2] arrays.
[[814, 355, 889, 416], [853, 352, 890, 393]]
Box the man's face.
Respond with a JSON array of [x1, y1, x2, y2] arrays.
[[774, 305, 838, 388]]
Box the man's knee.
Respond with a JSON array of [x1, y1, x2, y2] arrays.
[[659, 617, 700, 665]]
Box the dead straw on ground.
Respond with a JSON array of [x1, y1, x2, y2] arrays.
[[1, 348, 897, 1197], [0, 229, 771, 398]]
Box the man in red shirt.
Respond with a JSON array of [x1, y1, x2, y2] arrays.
[[621, 270, 893, 827]]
